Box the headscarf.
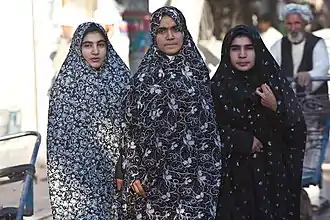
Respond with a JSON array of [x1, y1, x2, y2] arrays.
[[136, 6, 209, 80], [123, 6, 223, 219], [212, 24, 304, 126], [211, 24, 306, 219], [47, 22, 130, 219], [283, 3, 313, 23]]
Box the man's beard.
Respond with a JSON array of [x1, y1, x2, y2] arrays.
[[287, 31, 305, 44]]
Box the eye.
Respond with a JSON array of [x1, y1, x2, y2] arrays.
[[157, 28, 166, 34], [98, 42, 106, 48], [246, 45, 254, 50], [83, 44, 91, 48], [172, 26, 180, 32]]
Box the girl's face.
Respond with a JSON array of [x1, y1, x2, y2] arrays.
[[229, 35, 256, 72], [155, 15, 184, 55], [81, 31, 107, 69]]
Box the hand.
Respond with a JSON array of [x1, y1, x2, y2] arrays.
[[296, 72, 311, 87], [255, 83, 277, 112], [116, 179, 124, 191], [252, 136, 263, 153], [131, 180, 147, 198]]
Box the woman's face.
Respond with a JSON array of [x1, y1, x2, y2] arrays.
[[229, 35, 256, 72], [81, 31, 107, 69], [156, 15, 184, 55]]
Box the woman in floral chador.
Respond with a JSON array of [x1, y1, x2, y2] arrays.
[[47, 22, 130, 219], [123, 6, 224, 220]]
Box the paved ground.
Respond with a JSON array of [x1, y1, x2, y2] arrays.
[[0, 167, 52, 220], [0, 167, 330, 220]]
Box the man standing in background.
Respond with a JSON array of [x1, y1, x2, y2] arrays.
[[270, 2, 330, 214], [270, 3, 329, 95]]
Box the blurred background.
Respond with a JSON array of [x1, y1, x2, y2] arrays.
[[0, 0, 330, 219]]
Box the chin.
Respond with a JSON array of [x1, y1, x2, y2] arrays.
[[236, 66, 253, 72], [166, 52, 179, 56], [164, 49, 180, 56], [90, 64, 102, 69], [288, 32, 304, 43]]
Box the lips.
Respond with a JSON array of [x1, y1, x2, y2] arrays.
[[165, 44, 177, 47], [90, 58, 100, 62], [237, 62, 250, 66]]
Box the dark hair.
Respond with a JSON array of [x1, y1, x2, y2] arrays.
[[258, 13, 272, 23], [82, 23, 108, 42]]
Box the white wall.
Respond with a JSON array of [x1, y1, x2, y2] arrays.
[[0, 0, 39, 168], [0, 0, 37, 131], [149, 0, 168, 13]]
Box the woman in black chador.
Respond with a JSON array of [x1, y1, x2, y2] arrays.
[[212, 25, 307, 220]]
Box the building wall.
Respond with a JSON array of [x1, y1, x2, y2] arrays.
[[0, 0, 37, 131], [0, 0, 39, 168]]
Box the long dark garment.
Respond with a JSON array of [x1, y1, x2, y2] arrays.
[[123, 6, 224, 220], [47, 22, 130, 219], [211, 25, 307, 220]]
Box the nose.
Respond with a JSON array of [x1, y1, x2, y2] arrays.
[[287, 23, 298, 32], [92, 44, 99, 55], [239, 48, 247, 58], [292, 24, 300, 32], [166, 30, 175, 40]]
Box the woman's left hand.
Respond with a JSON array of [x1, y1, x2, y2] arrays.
[[255, 83, 277, 112]]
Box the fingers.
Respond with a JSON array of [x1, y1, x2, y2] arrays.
[[256, 84, 273, 98], [132, 181, 141, 194], [263, 84, 273, 94], [260, 98, 272, 110], [297, 74, 304, 87], [260, 83, 267, 92], [252, 145, 260, 153], [255, 87, 265, 98], [303, 74, 310, 86], [259, 84, 277, 111], [297, 72, 310, 87], [116, 179, 124, 191], [252, 145, 257, 153], [132, 180, 147, 198], [255, 141, 263, 151], [252, 137, 263, 153], [261, 98, 267, 105], [252, 144, 262, 153]]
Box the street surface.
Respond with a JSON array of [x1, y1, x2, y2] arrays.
[[0, 167, 329, 219]]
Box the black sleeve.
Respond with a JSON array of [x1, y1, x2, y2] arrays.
[[232, 130, 254, 154], [219, 127, 254, 155], [115, 153, 124, 179], [211, 86, 254, 155]]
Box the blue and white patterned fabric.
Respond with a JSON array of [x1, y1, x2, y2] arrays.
[[47, 22, 130, 220]]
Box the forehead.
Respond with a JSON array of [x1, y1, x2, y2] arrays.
[[285, 13, 303, 22], [159, 15, 177, 27], [82, 31, 105, 42], [231, 36, 252, 46]]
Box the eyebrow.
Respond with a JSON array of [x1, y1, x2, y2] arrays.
[[82, 40, 106, 44], [230, 44, 254, 47], [157, 25, 178, 30]]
